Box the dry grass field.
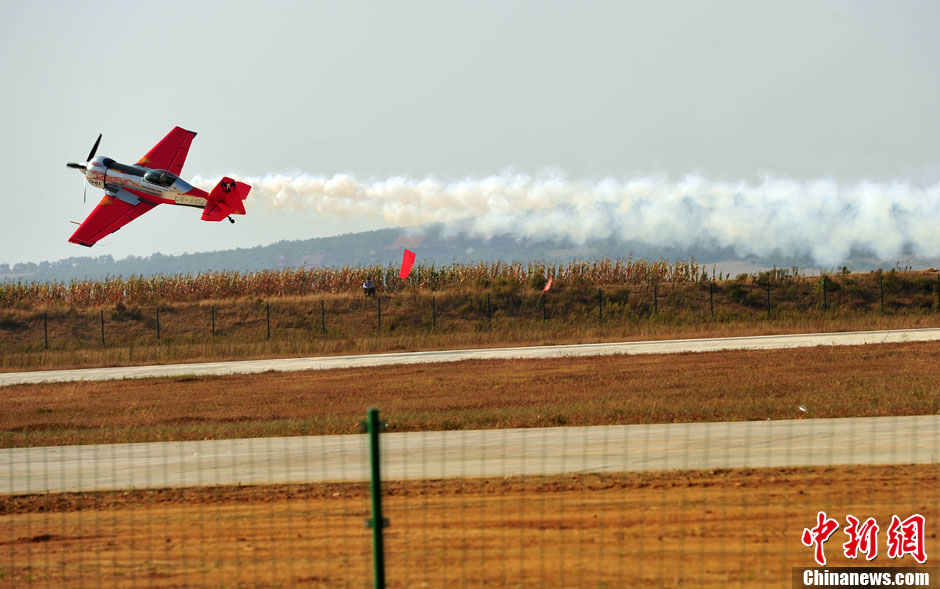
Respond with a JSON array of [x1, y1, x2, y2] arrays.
[[2, 340, 938, 448]]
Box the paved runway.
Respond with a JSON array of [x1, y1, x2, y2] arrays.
[[3, 415, 938, 493], [3, 327, 939, 387]]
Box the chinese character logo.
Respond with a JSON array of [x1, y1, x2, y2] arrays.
[[887, 514, 927, 564], [803, 512, 928, 565], [802, 511, 840, 565], [842, 515, 879, 561]]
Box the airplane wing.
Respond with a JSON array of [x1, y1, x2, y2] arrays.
[[135, 126, 197, 175], [68, 189, 158, 247]]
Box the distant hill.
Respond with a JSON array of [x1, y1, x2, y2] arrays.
[[1, 225, 933, 283]]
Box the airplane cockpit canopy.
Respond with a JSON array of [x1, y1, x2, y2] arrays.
[[143, 169, 179, 188]]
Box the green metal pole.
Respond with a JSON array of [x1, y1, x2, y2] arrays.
[[367, 408, 387, 589], [598, 288, 603, 322], [43, 312, 48, 350], [377, 297, 382, 331], [709, 282, 714, 317], [156, 307, 161, 340], [211, 305, 216, 336], [432, 295, 436, 328], [100, 310, 105, 346], [822, 276, 827, 312], [653, 284, 658, 315], [486, 293, 491, 324], [321, 300, 326, 334], [266, 302, 270, 339], [541, 293, 546, 321]]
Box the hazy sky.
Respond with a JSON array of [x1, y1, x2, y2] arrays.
[[2, 0, 938, 265]]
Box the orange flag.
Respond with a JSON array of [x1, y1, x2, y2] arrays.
[[542, 275, 553, 293], [400, 249, 416, 279]]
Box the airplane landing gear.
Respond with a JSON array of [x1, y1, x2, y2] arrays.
[[227, 216, 235, 224]]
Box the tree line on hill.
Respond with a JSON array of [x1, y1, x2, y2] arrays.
[[3, 224, 929, 284]]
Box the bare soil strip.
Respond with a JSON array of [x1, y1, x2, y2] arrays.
[[2, 465, 937, 588]]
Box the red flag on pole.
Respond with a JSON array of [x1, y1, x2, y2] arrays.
[[542, 275, 553, 293], [400, 249, 416, 279]]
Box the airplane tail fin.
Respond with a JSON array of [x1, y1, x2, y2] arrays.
[[201, 177, 251, 222]]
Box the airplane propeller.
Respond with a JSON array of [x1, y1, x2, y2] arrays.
[[86, 133, 102, 162], [66, 133, 102, 204]]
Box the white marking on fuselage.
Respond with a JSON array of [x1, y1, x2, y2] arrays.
[[176, 194, 208, 207], [83, 158, 202, 205]]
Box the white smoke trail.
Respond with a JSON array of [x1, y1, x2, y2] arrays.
[[190, 172, 940, 266]]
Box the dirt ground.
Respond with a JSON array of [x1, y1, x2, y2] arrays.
[[3, 340, 939, 586], [2, 465, 938, 588]]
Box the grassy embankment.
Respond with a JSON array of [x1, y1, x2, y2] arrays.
[[1, 263, 938, 372]]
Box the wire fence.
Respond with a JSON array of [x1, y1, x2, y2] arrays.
[[2, 272, 940, 353], [2, 269, 939, 586], [2, 411, 939, 587]]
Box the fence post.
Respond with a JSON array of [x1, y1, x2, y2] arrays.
[[43, 312, 48, 350], [211, 305, 216, 336], [156, 308, 161, 340], [266, 302, 270, 339], [432, 295, 437, 328], [321, 300, 326, 334], [880, 276, 884, 314], [766, 282, 771, 319], [709, 282, 714, 317], [377, 297, 382, 331], [365, 408, 387, 589], [486, 293, 491, 324], [822, 276, 828, 312], [541, 293, 546, 322], [100, 310, 105, 346], [653, 284, 658, 315]]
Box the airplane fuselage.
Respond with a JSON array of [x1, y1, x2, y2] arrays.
[[82, 155, 210, 209]]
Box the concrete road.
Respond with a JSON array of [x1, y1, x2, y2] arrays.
[[3, 328, 939, 387], [3, 415, 937, 494]]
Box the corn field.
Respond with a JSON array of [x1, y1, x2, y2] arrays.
[[0, 258, 702, 307]]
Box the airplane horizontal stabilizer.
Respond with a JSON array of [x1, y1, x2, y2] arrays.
[[201, 177, 251, 222]]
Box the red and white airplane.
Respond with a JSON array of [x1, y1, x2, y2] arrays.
[[66, 126, 250, 247]]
